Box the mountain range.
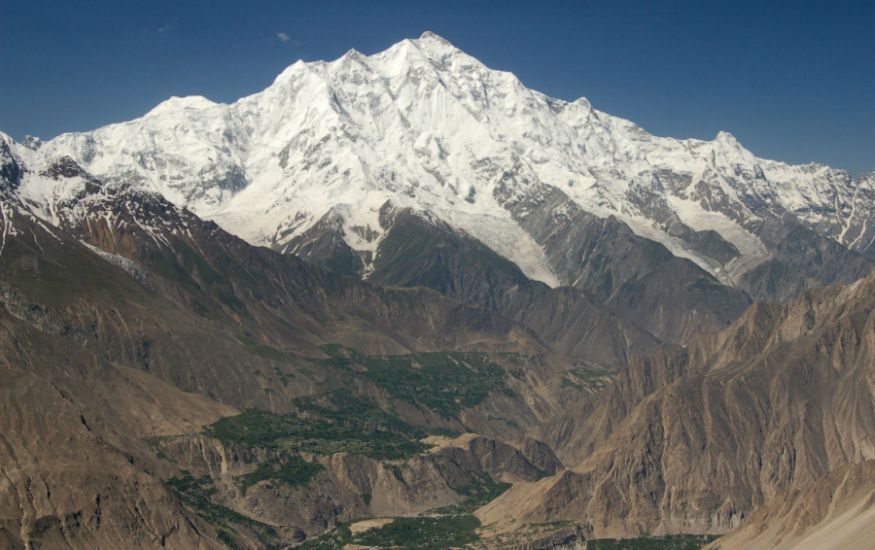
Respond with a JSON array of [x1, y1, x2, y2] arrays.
[[2, 32, 874, 549]]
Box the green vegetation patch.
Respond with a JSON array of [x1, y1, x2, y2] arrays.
[[322, 347, 507, 417], [483, 521, 580, 547], [296, 524, 353, 549], [435, 473, 512, 513], [686, 276, 726, 292], [357, 515, 480, 550], [143, 436, 176, 463], [588, 534, 720, 550], [452, 476, 512, 509], [298, 515, 481, 549], [560, 366, 612, 393], [167, 472, 277, 541], [216, 529, 242, 550], [236, 456, 324, 493], [234, 342, 510, 420], [206, 396, 427, 460]]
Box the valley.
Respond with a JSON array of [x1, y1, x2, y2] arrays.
[[1, 31, 874, 550]]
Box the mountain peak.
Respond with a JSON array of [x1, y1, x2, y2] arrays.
[[418, 31, 452, 44], [341, 47, 364, 59], [411, 31, 461, 57], [9, 32, 875, 287], [272, 59, 308, 84], [147, 95, 218, 116], [715, 130, 738, 143], [713, 130, 749, 154]]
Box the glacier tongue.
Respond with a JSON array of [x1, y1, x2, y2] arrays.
[[9, 32, 875, 285]]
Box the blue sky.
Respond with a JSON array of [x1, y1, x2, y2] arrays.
[[2, 0, 873, 174]]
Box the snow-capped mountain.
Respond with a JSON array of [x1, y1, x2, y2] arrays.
[[4, 31, 874, 289]]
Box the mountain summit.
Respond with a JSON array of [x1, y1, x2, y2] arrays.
[[8, 33, 875, 292]]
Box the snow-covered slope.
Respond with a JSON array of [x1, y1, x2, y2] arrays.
[[7, 32, 875, 286]]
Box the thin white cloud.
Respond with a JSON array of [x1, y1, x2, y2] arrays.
[[274, 32, 301, 47], [156, 18, 177, 33]]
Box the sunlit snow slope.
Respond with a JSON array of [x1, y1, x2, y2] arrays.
[[6, 32, 875, 286]]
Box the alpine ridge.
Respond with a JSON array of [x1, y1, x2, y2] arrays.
[[4, 32, 873, 302]]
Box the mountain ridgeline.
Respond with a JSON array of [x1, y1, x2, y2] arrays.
[[1, 32, 875, 550]]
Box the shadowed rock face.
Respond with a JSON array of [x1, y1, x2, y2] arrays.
[[708, 460, 875, 550], [364, 206, 662, 369], [294, 200, 743, 367], [480, 268, 875, 539], [739, 216, 873, 301], [279, 174, 874, 347], [284, 208, 369, 276], [0, 137, 22, 192]]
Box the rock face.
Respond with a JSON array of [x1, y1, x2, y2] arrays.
[[480, 268, 875, 539], [738, 216, 873, 301], [142, 431, 555, 539], [0, 213, 239, 548], [708, 460, 875, 550], [361, 205, 662, 366], [0, 134, 22, 193]]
